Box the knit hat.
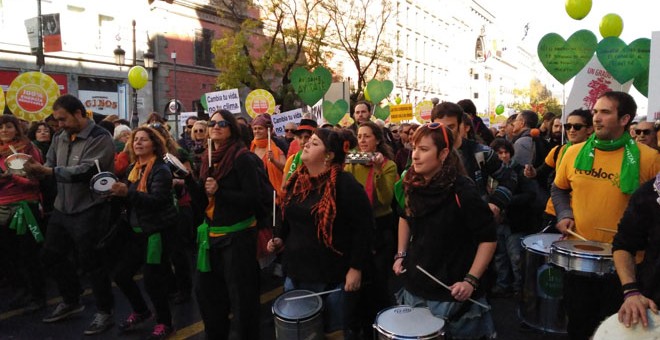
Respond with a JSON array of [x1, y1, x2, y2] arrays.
[[251, 113, 272, 128]]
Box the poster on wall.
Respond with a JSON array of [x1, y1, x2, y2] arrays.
[[79, 90, 119, 115]]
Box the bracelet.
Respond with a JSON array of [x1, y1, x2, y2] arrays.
[[465, 273, 480, 284], [624, 290, 641, 300], [464, 278, 478, 290], [622, 282, 639, 292], [394, 251, 407, 260]]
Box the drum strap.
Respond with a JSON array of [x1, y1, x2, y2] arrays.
[[9, 201, 43, 243], [196, 216, 256, 272], [132, 227, 162, 264]]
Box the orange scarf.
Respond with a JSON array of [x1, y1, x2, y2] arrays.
[[127, 156, 157, 193], [251, 138, 284, 196]]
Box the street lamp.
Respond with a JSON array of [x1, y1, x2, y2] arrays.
[[113, 45, 126, 65], [171, 51, 179, 137]]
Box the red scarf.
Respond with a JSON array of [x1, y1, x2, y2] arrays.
[[0, 138, 30, 158], [199, 140, 248, 180]]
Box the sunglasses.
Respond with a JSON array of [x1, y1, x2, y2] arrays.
[[193, 129, 206, 133], [635, 129, 654, 136], [149, 123, 164, 129], [425, 122, 450, 147], [186, 125, 193, 129], [564, 123, 587, 131], [208, 120, 230, 128], [391, 129, 398, 133], [285, 129, 295, 133]]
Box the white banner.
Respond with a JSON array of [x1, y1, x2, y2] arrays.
[[79, 90, 119, 115], [648, 31, 660, 121], [205, 89, 241, 114], [565, 56, 631, 118], [179, 112, 198, 129], [272, 109, 303, 136]]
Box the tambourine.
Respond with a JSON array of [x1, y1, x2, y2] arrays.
[[4, 153, 31, 176], [164, 153, 189, 178], [90, 172, 118, 195], [345, 152, 375, 164]]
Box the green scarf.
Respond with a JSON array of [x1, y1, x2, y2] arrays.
[[196, 216, 256, 272], [574, 133, 639, 194], [393, 170, 407, 211], [132, 227, 162, 264], [9, 201, 43, 243], [285, 151, 303, 181], [558, 141, 572, 165]]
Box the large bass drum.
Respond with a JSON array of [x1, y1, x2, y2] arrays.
[[272, 289, 324, 340], [550, 240, 614, 275]]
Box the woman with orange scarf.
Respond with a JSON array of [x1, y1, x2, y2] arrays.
[[268, 128, 373, 338], [0, 114, 46, 311], [109, 126, 178, 339], [250, 113, 285, 196]]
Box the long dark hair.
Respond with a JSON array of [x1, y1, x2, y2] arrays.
[[210, 109, 242, 146], [0, 115, 26, 142], [313, 128, 357, 165], [358, 121, 394, 160], [27, 121, 54, 142]]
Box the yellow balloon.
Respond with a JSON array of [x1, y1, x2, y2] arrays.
[[364, 87, 371, 102], [565, 0, 592, 20], [599, 13, 623, 38], [128, 66, 149, 90]]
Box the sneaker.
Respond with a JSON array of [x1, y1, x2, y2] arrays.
[[83, 311, 114, 335], [118, 310, 152, 332], [42, 302, 85, 323], [146, 324, 173, 340]]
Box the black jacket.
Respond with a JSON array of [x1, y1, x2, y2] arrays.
[[125, 159, 178, 235], [612, 178, 660, 305]]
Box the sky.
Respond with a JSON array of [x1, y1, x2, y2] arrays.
[[490, 0, 658, 117]]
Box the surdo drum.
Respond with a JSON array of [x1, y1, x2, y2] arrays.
[[550, 240, 614, 275], [373, 306, 445, 339], [272, 289, 324, 340], [593, 312, 660, 339]]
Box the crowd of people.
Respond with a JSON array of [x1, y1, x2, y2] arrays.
[[0, 91, 659, 340]]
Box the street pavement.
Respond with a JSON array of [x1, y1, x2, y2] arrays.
[[0, 268, 570, 339]]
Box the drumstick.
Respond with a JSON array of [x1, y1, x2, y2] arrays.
[[596, 227, 617, 233], [416, 265, 491, 310], [8, 145, 18, 155], [267, 129, 271, 152], [567, 229, 588, 241], [94, 159, 102, 173], [272, 190, 276, 228], [284, 288, 342, 301], [207, 138, 212, 170]]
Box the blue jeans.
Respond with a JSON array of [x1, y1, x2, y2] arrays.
[[493, 224, 523, 292], [284, 277, 349, 333]]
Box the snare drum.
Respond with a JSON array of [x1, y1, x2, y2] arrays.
[[593, 312, 660, 339], [4, 153, 31, 176], [272, 289, 324, 340], [345, 152, 375, 164], [373, 306, 445, 340], [90, 172, 118, 195], [163, 153, 189, 178], [550, 240, 614, 275]]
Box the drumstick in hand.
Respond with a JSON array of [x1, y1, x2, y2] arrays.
[[596, 227, 617, 233], [267, 129, 271, 152], [271, 190, 276, 242], [567, 228, 588, 241], [207, 138, 212, 171]]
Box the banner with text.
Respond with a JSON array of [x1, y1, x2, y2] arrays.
[[272, 109, 303, 136], [390, 104, 413, 123], [566, 56, 631, 116], [648, 31, 660, 121], [205, 89, 241, 114], [79, 90, 118, 115]]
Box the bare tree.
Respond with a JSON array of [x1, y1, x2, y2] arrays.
[[323, 0, 393, 101]]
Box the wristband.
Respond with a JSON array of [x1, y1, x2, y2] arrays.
[[394, 251, 407, 260], [622, 282, 639, 292], [465, 273, 480, 283], [624, 290, 641, 300], [464, 278, 478, 290]]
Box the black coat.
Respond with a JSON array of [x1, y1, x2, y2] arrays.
[[125, 159, 177, 235]]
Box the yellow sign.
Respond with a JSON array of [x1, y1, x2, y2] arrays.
[[0, 88, 5, 114], [6, 72, 60, 122], [390, 104, 413, 123], [414, 100, 434, 123], [245, 89, 276, 118], [339, 113, 353, 127]]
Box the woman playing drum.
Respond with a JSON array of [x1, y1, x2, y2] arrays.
[[0, 114, 46, 311], [393, 123, 497, 339], [109, 126, 178, 339]]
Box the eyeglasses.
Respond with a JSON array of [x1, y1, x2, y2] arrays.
[[193, 129, 206, 133], [635, 129, 653, 136], [186, 125, 193, 129], [285, 129, 295, 133], [564, 123, 587, 131], [208, 120, 230, 128], [391, 130, 398, 134], [425, 122, 450, 147]]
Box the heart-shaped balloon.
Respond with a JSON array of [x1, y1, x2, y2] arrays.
[[366, 79, 394, 104], [374, 105, 390, 120], [537, 30, 598, 84], [291, 66, 332, 106], [597, 37, 650, 84], [323, 99, 348, 125], [633, 69, 648, 97]]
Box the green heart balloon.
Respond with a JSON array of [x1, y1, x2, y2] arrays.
[[597, 37, 650, 84], [374, 105, 390, 121], [631, 38, 651, 97], [366, 79, 394, 104], [537, 30, 598, 84], [323, 99, 348, 125], [200, 94, 208, 110], [633, 68, 648, 97], [291, 66, 332, 106]]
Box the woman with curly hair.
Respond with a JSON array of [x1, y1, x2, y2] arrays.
[[268, 128, 373, 338]]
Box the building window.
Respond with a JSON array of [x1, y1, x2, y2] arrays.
[[473, 92, 479, 99], [195, 28, 215, 68]]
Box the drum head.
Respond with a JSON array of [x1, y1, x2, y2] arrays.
[[522, 233, 562, 255], [272, 290, 323, 321], [5, 153, 31, 170], [552, 240, 612, 257], [375, 306, 445, 337], [90, 172, 118, 194], [593, 312, 660, 339], [164, 153, 189, 178]]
